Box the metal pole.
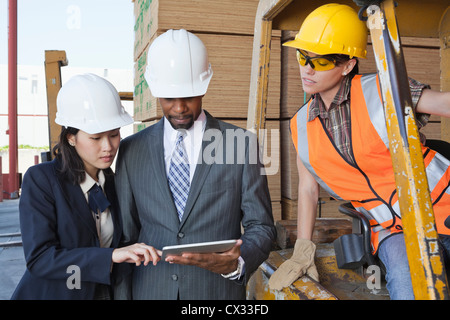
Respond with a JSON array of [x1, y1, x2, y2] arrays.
[[7, 0, 19, 199]]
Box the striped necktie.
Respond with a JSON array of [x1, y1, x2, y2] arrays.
[[168, 131, 190, 221]]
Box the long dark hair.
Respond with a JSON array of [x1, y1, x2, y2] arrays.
[[52, 126, 86, 185]]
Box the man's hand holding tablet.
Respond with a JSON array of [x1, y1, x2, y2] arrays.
[[163, 239, 243, 275]]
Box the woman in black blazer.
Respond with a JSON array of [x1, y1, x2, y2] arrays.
[[11, 74, 160, 300]]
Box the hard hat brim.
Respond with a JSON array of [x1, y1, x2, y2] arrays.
[[282, 38, 367, 59], [55, 107, 134, 134]]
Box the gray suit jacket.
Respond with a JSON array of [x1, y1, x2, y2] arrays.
[[114, 110, 275, 300]]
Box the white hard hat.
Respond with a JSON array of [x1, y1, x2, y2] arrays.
[[55, 73, 133, 134], [145, 29, 213, 98]]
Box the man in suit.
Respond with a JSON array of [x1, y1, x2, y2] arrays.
[[114, 29, 276, 299]]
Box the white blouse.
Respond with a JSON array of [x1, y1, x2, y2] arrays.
[[80, 170, 114, 248]]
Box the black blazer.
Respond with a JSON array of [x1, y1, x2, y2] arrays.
[[11, 158, 122, 300]]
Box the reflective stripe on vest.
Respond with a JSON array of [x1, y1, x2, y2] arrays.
[[290, 73, 450, 253]]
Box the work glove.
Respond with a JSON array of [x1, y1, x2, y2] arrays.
[[268, 238, 319, 291]]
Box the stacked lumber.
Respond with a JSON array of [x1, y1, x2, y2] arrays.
[[134, 33, 281, 121], [276, 218, 352, 249], [133, 0, 261, 61], [132, 0, 282, 220]]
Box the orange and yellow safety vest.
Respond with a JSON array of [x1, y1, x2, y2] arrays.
[[290, 73, 450, 253]]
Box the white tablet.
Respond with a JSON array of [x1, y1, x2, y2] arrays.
[[161, 239, 237, 260]]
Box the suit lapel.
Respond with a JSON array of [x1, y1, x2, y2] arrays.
[[180, 111, 222, 227], [149, 120, 181, 226], [53, 159, 98, 238]]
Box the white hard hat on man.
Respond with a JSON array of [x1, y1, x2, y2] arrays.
[[145, 29, 213, 98]]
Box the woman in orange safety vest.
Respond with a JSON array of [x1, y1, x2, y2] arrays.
[[268, 4, 450, 300]]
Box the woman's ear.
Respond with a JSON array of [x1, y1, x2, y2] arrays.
[[67, 134, 76, 147], [342, 58, 357, 76]]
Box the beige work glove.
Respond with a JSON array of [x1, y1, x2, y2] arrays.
[[268, 239, 319, 291]]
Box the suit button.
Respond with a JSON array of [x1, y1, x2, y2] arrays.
[[177, 232, 185, 239], [171, 274, 178, 281]]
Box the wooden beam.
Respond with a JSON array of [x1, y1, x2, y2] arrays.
[[247, 0, 293, 136]]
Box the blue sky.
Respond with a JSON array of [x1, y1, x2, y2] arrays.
[[1, 0, 135, 70]]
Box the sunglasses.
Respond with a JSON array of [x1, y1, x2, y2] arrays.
[[296, 50, 336, 71]]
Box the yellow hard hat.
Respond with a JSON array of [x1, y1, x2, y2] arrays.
[[283, 3, 368, 59]]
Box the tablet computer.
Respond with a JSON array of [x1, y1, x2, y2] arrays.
[[161, 239, 237, 260]]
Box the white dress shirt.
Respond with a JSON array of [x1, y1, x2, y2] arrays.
[[163, 110, 244, 280], [80, 170, 114, 248]]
